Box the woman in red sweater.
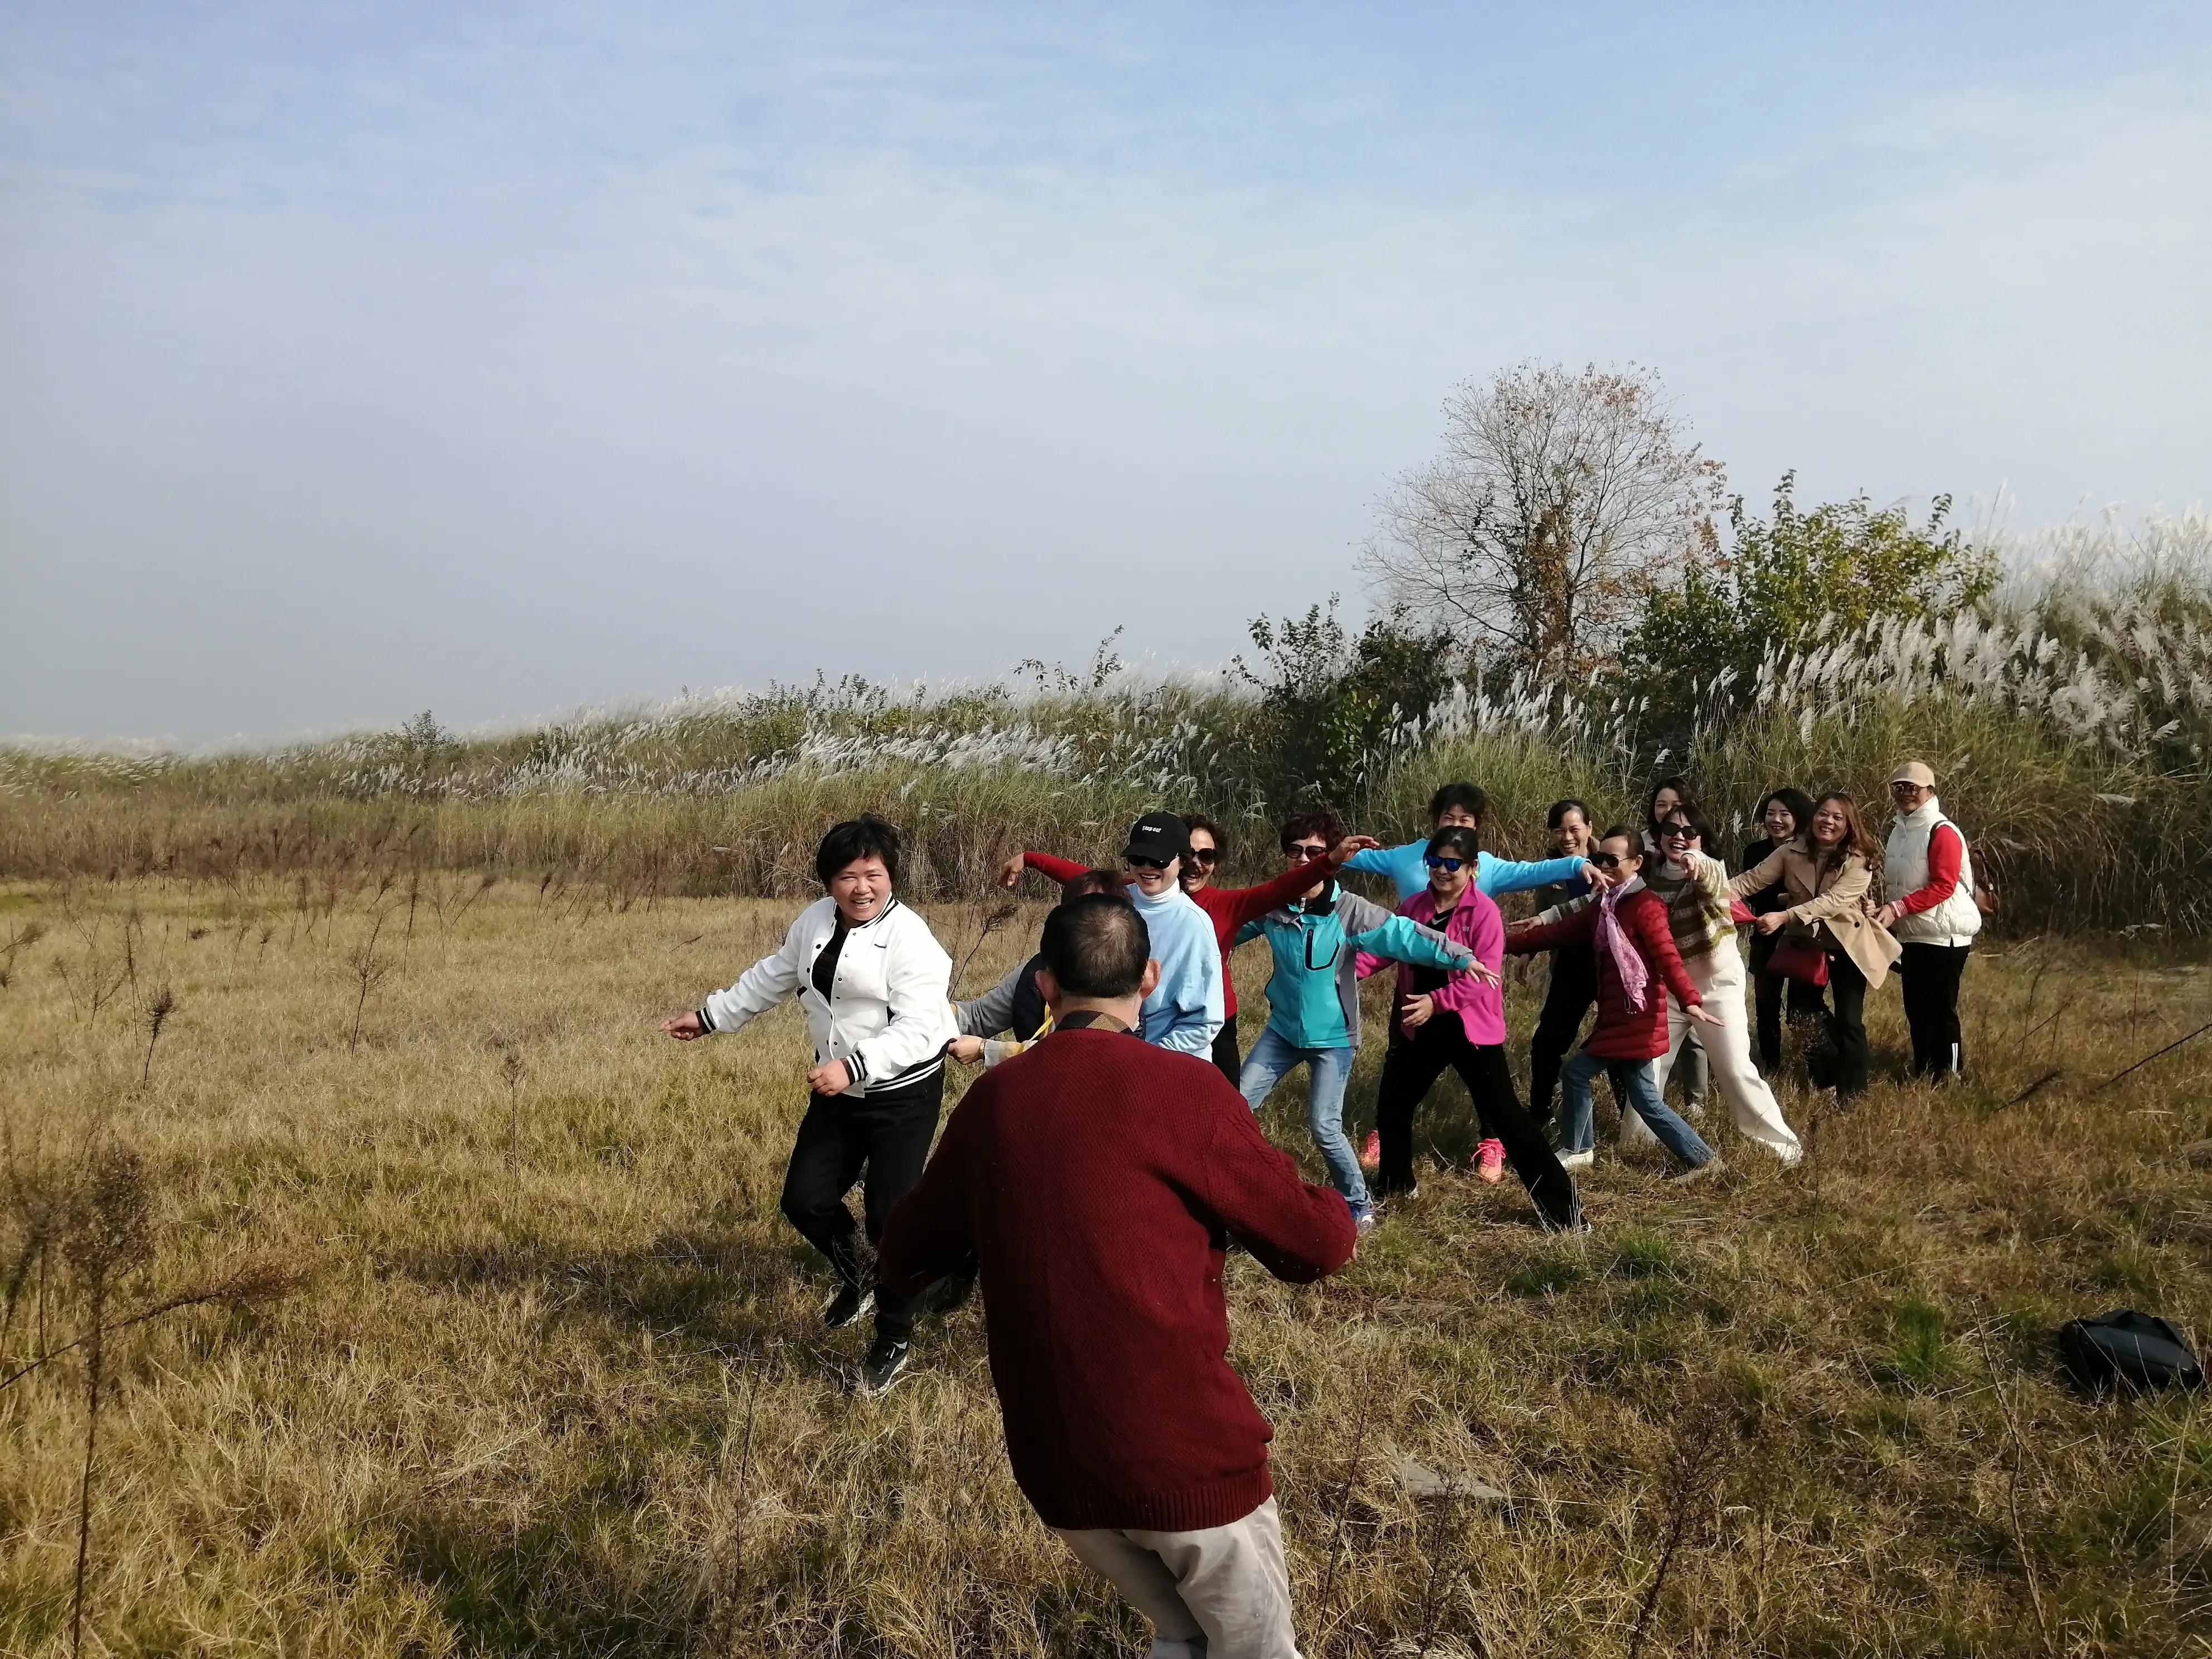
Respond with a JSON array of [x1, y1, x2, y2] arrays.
[[1507, 827, 1725, 1177], [999, 817, 1379, 1083]]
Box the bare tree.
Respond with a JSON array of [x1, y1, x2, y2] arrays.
[[1362, 361, 1724, 675]]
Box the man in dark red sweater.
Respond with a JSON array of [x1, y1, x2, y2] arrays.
[[879, 892, 1356, 1658]]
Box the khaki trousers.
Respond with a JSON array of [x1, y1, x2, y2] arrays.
[[1053, 1495, 1300, 1658]]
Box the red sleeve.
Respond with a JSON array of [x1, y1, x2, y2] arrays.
[[1211, 857, 1328, 932], [1896, 824, 1963, 915], [1022, 851, 1091, 886], [1632, 898, 1702, 1008], [1192, 1073, 1356, 1283], [1506, 905, 1597, 955], [877, 1094, 977, 1295]]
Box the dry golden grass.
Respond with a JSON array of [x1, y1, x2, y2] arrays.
[[3, 875, 2210, 1656]]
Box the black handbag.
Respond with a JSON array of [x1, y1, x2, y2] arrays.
[[2058, 1309, 2205, 1395]]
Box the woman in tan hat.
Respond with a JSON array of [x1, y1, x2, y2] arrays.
[[1729, 792, 1899, 1097], [1875, 761, 1981, 1079]]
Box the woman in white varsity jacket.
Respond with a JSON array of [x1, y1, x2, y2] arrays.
[[660, 815, 955, 1394], [1874, 761, 1982, 1080]]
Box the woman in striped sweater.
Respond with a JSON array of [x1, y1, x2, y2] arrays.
[[1520, 801, 1802, 1166]]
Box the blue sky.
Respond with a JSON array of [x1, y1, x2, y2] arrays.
[[4, 3, 2208, 743]]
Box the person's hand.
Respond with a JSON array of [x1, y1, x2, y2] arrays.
[[659, 1011, 707, 1040], [1449, 955, 1501, 986], [1399, 992, 1435, 1031], [1505, 916, 1540, 936], [1327, 833, 1382, 866], [1679, 848, 1710, 877], [1579, 861, 1602, 885], [995, 853, 1026, 890], [946, 1035, 986, 1065], [1754, 911, 1788, 935], [1873, 901, 1903, 929], [1684, 1003, 1724, 1029], [808, 1059, 853, 1095]]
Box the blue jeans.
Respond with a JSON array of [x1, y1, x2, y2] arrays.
[[1559, 1048, 1716, 1168], [1239, 1026, 1366, 1209]]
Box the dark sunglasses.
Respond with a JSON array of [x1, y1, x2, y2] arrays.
[[1282, 842, 1330, 862], [1423, 855, 1466, 872], [1889, 781, 1927, 793], [1658, 822, 1699, 840], [1126, 854, 1172, 871], [1590, 852, 1629, 869], [1186, 847, 1219, 865]]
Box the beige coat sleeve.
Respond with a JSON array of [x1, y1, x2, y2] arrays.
[[1788, 857, 1871, 923]]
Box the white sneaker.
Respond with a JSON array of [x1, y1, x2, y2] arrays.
[[1558, 1149, 1595, 1171]]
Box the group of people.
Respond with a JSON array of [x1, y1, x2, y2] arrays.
[[657, 760, 1985, 1658]]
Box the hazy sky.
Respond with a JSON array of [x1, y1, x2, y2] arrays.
[[4, 3, 2208, 745]]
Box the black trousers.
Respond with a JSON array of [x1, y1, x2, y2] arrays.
[[779, 1069, 945, 1340], [1748, 933, 1827, 1072], [1898, 942, 1971, 1078], [1527, 945, 1597, 1126], [1820, 951, 1871, 1098], [1211, 1013, 1242, 1088], [1374, 1016, 1580, 1229]]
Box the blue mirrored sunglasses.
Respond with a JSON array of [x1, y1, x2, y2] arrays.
[[1423, 855, 1466, 872]]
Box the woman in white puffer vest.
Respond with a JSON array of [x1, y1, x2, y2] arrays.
[[1874, 761, 1981, 1079]]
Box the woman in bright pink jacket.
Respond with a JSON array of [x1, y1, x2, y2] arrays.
[[1354, 827, 1580, 1228]]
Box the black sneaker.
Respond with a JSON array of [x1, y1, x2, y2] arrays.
[[823, 1282, 874, 1329], [857, 1335, 911, 1396]]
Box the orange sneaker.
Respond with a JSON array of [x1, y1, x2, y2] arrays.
[[1359, 1131, 1381, 1171]]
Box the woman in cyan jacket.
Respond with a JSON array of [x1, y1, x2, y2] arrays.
[[1236, 812, 1478, 1229], [1728, 792, 1899, 1099], [661, 814, 955, 1395]]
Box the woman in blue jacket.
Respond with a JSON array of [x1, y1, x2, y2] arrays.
[[1236, 811, 1485, 1230], [1343, 782, 1592, 904]]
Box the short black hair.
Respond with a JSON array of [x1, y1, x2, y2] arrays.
[[1643, 775, 1696, 827], [814, 815, 903, 886], [1182, 813, 1228, 857], [1040, 892, 1151, 999], [1599, 824, 1644, 851], [1757, 788, 1817, 837], [1280, 810, 1343, 850], [1428, 782, 1489, 825], [1546, 797, 1593, 830], [1060, 867, 1123, 903], [1425, 826, 1479, 864]]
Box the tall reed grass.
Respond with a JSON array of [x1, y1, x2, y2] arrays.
[[7, 514, 2208, 932]]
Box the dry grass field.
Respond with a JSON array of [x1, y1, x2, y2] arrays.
[[3, 874, 2210, 1657]]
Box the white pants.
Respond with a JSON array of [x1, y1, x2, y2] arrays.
[[1054, 1495, 1301, 1659], [1623, 945, 1802, 1165]]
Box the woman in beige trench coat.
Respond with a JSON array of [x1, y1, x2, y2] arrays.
[[1728, 793, 1899, 1097]]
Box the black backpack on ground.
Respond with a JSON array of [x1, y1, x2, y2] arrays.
[[2058, 1310, 2204, 1395]]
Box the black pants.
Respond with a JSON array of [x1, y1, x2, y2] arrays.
[[1898, 942, 1971, 1078], [1374, 1016, 1580, 1229], [1211, 1013, 1242, 1087], [1527, 945, 1597, 1126], [779, 1069, 945, 1340], [1749, 934, 1827, 1072], [1818, 951, 1871, 1098]]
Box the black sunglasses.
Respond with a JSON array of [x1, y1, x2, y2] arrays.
[[1126, 854, 1172, 871], [1423, 855, 1466, 872], [1282, 842, 1330, 861], [1659, 821, 1699, 840], [1590, 852, 1629, 869], [1186, 847, 1219, 865]]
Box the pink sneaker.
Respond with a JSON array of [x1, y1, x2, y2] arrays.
[[1359, 1131, 1381, 1171], [1474, 1138, 1506, 1183]]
